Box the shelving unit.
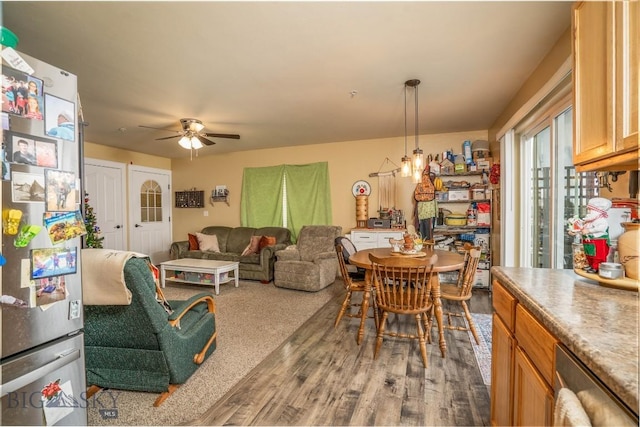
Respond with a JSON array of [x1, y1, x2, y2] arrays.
[[175, 190, 205, 208], [433, 172, 492, 289]]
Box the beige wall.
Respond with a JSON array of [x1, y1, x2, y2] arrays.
[[170, 130, 488, 241], [84, 141, 171, 169], [83, 28, 577, 262], [489, 27, 572, 141], [486, 27, 572, 265]]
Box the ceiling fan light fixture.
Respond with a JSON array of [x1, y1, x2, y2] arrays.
[[190, 136, 203, 149], [192, 122, 205, 133], [178, 136, 192, 149]]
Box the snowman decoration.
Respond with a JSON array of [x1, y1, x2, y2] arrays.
[[568, 197, 611, 272]]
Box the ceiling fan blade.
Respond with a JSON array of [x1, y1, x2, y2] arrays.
[[203, 133, 240, 140], [139, 125, 180, 133], [196, 134, 216, 146], [155, 135, 182, 141]]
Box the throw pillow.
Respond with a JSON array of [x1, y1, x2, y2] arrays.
[[188, 233, 199, 250], [241, 235, 262, 256], [196, 233, 220, 252], [259, 235, 277, 251]]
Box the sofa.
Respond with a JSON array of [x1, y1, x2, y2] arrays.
[[170, 226, 292, 283]]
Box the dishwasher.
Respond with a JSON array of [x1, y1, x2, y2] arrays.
[[554, 344, 638, 426]]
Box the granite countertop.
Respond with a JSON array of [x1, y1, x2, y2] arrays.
[[491, 267, 639, 415]]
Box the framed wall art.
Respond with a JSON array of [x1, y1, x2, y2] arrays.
[[31, 246, 77, 280], [11, 171, 46, 203], [44, 94, 75, 142], [44, 169, 76, 212], [1, 67, 44, 120], [7, 132, 58, 168]]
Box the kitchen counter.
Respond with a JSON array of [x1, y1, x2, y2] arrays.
[[491, 267, 639, 415]]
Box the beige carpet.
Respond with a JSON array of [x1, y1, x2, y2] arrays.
[[87, 280, 341, 426]]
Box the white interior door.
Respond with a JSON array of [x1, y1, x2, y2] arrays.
[[128, 165, 172, 264], [84, 158, 126, 250]]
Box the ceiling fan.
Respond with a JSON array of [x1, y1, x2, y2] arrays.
[[139, 118, 240, 149]]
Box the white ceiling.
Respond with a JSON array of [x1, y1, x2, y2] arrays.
[[3, 1, 572, 159]]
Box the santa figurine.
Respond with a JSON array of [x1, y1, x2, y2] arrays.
[[568, 197, 611, 238], [568, 197, 611, 271]]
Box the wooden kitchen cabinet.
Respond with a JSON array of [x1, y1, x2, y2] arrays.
[[573, 1, 639, 171], [513, 347, 554, 426], [490, 313, 514, 427], [491, 280, 557, 426]]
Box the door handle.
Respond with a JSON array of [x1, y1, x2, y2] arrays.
[[135, 224, 142, 228], [114, 225, 121, 229]]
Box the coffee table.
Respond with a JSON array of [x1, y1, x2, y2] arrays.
[[159, 258, 239, 295]]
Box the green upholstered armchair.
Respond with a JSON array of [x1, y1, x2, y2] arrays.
[[273, 225, 342, 292], [84, 257, 217, 406]]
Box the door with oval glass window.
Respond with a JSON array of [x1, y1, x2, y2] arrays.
[[128, 165, 172, 264]]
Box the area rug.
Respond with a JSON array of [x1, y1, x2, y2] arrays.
[[469, 312, 492, 386], [86, 280, 341, 426]]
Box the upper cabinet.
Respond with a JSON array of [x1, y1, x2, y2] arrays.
[[573, 1, 639, 171]]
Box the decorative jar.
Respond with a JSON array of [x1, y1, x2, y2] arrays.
[[618, 222, 639, 279]]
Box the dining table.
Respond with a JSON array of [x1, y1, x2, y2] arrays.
[[349, 247, 465, 358]]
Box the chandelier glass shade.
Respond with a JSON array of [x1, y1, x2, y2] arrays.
[[400, 79, 423, 183], [401, 155, 412, 177]]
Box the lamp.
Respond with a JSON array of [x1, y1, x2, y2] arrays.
[[178, 133, 203, 150], [178, 135, 191, 149], [400, 83, 412, 177], [406, 79, 423, 183]]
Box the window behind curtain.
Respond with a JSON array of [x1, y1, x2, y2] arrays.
[[240, 162, 332, 241]]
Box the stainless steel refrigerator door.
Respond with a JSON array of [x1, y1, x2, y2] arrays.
[[1, 333, 87, 426], [1, 50, 82, 359]]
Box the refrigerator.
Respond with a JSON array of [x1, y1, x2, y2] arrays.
[[1, 50, 87, 425]]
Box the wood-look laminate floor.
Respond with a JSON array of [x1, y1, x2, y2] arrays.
[[191, 289, 492, 426]]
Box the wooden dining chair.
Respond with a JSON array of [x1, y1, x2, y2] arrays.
[[334, 244, 377, 331], [436, 245, 482, 344], [369, 253, 438, 368]]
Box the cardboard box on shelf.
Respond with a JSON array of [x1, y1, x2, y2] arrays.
[[474, 269, 490, 288], [448, 189, 470, 201], [471, 188, 487, 200], [476, 158, 493, 171], [474, 232, 490, 253]]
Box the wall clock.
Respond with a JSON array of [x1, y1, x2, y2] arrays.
[[351, 180, 371, 197]]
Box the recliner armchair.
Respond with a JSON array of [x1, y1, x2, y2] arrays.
[[83, 255, 217, 406], [273, 225, 342, 292]]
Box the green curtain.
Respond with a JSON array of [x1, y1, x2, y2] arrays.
[[240, 164, 284, 227], [240, 162, 332, 242], [285, 162, 332, 241]]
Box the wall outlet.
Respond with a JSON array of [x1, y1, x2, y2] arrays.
[[203, 211, 209, 217]]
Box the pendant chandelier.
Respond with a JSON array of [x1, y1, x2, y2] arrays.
[[400, 79, 424, 183]]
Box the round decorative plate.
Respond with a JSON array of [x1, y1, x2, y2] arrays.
[[352, 180, 371, 197], [573, 268, 639, 292]]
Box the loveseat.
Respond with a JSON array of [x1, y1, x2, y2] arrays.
[[170, 226, 292, 283]]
